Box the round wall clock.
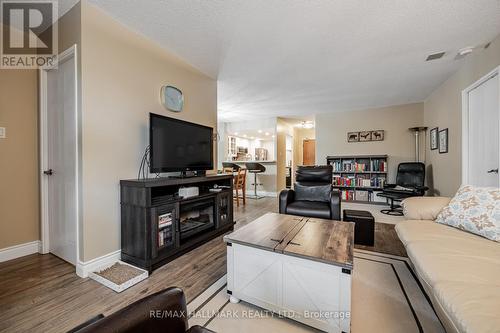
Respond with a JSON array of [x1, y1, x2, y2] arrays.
[[161, 85, 184, 112]]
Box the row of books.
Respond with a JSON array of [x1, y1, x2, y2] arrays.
[[158, 212, 173, 228], [158, 228, 173, 248], [371, 160, 387, 172], [333, 175, 386, 188], [329, 160, 387, 173], [340, 189, 387, 202], [158, 212, 174, 248]]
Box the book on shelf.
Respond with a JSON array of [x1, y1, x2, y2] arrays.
[[370, 176, 386, 188], [158, 229, 173, 248], [371, 159, 387, 172], [330, 160, 342, 172], [356, 190, 369, 201], [158, 212, 174, 248], [340, 190, 356, 201], [158, 212, 173, 228]]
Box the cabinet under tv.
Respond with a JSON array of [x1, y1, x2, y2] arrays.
[[120, 174, 234, 273]]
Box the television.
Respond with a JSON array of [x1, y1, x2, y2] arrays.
[[149, 113, 213, 173]]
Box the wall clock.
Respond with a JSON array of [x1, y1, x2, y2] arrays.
[[161, 85, 184, 112]]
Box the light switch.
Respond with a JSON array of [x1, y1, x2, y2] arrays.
[[0, 127, 5, 139]]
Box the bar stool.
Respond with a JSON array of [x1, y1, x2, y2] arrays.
[[222, 162, 241, 172], [245, 162, 266, 199]]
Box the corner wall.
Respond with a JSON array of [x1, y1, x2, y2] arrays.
[[424, 34, 500, 196], [0, 68, 39, 249], [315, 103, 424, 183], [293, 127, 315, 172], [80, 2, 218, 261]]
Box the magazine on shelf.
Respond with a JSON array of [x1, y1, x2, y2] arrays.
[[158, 212, 173, 228]]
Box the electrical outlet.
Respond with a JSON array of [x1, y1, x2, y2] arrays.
[[0, 127, 5, 139]]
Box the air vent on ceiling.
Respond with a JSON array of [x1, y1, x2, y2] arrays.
[[426, 52, 446, 61]]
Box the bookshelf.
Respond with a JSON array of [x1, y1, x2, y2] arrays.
[[326, 155, 388, 205]]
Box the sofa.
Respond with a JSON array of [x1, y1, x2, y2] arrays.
[[395, 197, 500, 333], [279, 165, 341, 220]]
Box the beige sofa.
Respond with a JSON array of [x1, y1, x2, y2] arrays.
[[395, 197, 500, 333]]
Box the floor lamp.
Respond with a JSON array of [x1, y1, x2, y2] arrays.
[[409, 127, 428, 162]]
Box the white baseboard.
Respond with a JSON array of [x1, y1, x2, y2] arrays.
[[76, 250, 121, 278], [0, 240, 41, 262]]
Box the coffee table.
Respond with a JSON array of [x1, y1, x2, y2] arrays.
[[224, 213, 354, 333]]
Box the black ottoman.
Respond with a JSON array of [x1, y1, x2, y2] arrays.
[[343, 209, 375, 246]]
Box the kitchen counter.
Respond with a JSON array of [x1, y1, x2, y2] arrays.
[[226, 160, 276, 164]]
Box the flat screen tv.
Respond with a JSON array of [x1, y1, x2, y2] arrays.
[[149, 113, 213, 173]]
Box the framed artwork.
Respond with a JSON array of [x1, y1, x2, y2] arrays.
[[371, 130, 384, 141], [430, 127, 438, 150], [347, 132, 360, 142], [438, 128, 448, 153], [359, 131, 372, 142]]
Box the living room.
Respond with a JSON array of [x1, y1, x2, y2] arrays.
[[0, 1, 499, 332]]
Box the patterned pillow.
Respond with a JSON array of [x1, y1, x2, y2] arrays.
[[436, 185, 500, 242]]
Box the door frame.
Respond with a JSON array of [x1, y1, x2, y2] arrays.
[[461, 65, 500, 185], [39, 44, 80, 265], [302, 139, 316, 166]]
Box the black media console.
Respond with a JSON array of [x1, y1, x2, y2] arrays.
[[120, 174, 234, 272]]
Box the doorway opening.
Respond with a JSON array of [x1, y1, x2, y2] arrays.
[[39, 45, 80, 267], [303, 139, 316, 166], [462, 66, 500, 187]]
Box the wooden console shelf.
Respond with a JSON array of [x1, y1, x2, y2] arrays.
[[120, 174, 234, 272]]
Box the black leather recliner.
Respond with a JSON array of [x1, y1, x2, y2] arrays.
[[69, 287, 214, 333], [377, 162, 428, 215], [279, 165, 341, 220]]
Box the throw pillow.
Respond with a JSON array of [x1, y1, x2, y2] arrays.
[[294, 183, 331, 202], [436, 185, 500, 242]]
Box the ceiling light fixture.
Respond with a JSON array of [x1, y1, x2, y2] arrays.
[[301, 121, 314, 129], [265, 132, 270, 136], [425, 52, 446, 61], [457, 46, 474, 57], [258, 130, 262, 133]]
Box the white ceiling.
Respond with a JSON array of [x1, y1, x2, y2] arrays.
[[75, 1, 500, 121]]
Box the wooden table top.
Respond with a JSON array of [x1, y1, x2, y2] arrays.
[[224, 212, 354, 268]]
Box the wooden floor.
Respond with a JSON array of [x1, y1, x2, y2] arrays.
[[0, 198, 405, 333]]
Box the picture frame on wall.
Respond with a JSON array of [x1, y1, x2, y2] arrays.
[[371, 130, 384, 141], [430, 127, 438, 150], [438, 128, 448, 153], [359, 131, 372, 142], [347, 132, 360, 142]]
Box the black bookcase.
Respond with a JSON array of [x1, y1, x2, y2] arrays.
[[120, 174, 234, 272], [326, 155, 388, 205]]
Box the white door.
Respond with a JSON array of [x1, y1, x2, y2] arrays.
[[464, 71, 500, 187], [45, 54, 77, 265]]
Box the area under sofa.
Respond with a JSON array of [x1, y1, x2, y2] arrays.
[[395, 197, 500, 333]]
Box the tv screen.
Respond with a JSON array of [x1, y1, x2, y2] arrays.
[[149, 113, 213, 173]]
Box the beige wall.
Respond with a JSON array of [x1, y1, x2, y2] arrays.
[[0, 5, 81, 251], [0, 68, 39, 248], [276, 118, 294, 191], [293, 127, 316, 172], [316, 103, 424, 183], [80, 2, 217, 261], [424, 34, 500, 197]]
